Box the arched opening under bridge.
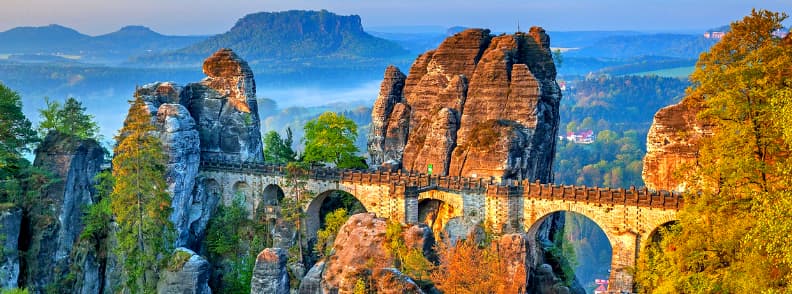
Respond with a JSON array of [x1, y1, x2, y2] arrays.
[[304, 190, 369, 243], [634, 220, 678, 293], [526, 211, 613, 293]]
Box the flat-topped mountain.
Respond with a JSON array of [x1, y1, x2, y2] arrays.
[[134, 10, 409, 66]]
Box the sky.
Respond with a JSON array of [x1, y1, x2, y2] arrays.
[[1, 0, 791, 35]]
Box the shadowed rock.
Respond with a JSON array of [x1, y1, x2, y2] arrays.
[[157, 248, 212, 294], [26, 132, 104, 291], [251, 248, 289, 294]]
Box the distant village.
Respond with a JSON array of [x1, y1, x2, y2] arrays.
[[560, 130, 595, 144]]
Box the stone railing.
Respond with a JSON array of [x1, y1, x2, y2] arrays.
[[199, 159, 683, 210]]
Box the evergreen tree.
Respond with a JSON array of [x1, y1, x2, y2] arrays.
[[636, 9, 792, 293], [111, 95, 173, 293], [0, 83, 37, 177], [303, 112, 366, 169], [37, 97, 99, 139], [262, 128, 296, 164]]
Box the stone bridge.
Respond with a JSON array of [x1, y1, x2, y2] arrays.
[[199, 160, 681, 293]]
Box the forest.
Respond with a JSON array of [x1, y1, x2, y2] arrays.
[[554, 75, 688, 188]]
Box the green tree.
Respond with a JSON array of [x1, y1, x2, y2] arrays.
[[636, 9, 792, 293], [0, 83, 37, 177], [314, 208, 348, 258], [280, 162, 314, 276], [36, 97, 99, 139], [303, 112, 366, 169], [111, 95, 173, 293], [205, 196, 268, 293], [263, 128, 296, 164]]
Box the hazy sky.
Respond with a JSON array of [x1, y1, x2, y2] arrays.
[[1, 0, 791, 35]]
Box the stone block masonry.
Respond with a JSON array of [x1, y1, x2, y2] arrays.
[[201, 159, 678, 293]]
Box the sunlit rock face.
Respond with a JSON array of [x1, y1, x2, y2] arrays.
[[368, 28, 561, 181], [642, 96, 712, 192], [306, 213, 430, 293], [189, 48, 264, 163]]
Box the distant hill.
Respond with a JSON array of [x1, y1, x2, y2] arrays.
[[0, 24, 89, 53], [132, 10, 409, 67], [0, 24, 206, 63], [566, 33, 717, 59]]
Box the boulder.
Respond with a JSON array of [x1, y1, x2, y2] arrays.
[[157, 248, 212, 294], [298, 260, 325, 294], [0, 206, 21, 288], [367, 28, 560, 181], [26, 131, 104, 290], [321, 213, 433, 293], [250, 248, 289, 294]]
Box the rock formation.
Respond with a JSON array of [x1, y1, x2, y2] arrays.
[[0, 206, 21, 289], [368, 28, 561, 181], [250, 248, 290, 294], [26, 131, 104, 291], [135, 48, 264, 248], [136, 83, 202, 248], [187, 48, 264, 163], [642, 95, 711, 191], [307, 213, 430, 293], [157, 248, 212, 294]]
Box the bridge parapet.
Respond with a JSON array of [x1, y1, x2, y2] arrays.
[[200, 159, 683, 210]]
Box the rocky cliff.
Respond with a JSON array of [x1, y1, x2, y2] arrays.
[[642, 95, 712, 192], [25, 132, 104, 291], [0, 206, 21, 289], [135, 48, 264, 248], [368, 28, 561, 181]]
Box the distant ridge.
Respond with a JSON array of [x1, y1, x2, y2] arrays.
[[132, 10, 409, 66], [0, 24, 206, 62]]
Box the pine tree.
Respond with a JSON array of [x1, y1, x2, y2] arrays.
[[262, 128, 296, 164], [37, 97, 99, 139], [111, 95, 173, 293], [0, 83, 37, 177]]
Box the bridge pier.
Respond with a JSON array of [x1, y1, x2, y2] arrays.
[[404, 186, 419, 224], [607, 231, 639, 293]]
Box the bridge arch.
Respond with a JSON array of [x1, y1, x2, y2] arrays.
[[525, 210, 614, 287], [304, 189, 372, 241], [232, 181, 254, 213], [417, 190, 466, 240], [261, 184, 285, 206], [641, 214, 679, 247]]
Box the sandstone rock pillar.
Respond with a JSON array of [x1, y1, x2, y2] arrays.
[[251, 248, 289, 294], [156, 248, 212, 294]]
